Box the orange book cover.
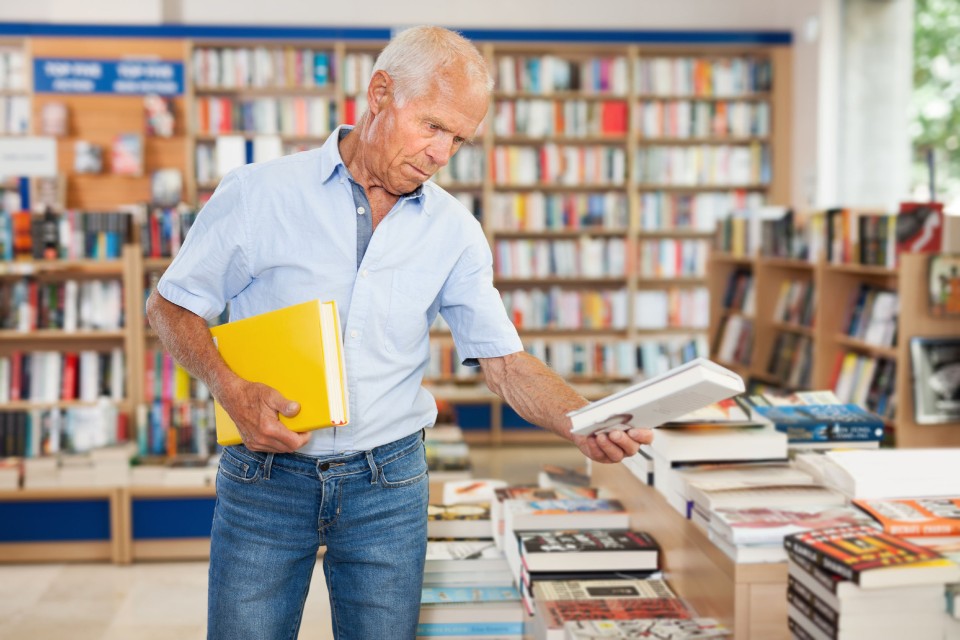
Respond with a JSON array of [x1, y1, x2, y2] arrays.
[[854, 497, 960, 537]]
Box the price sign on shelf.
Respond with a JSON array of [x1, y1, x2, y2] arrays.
[[33, 58, 184, 96]]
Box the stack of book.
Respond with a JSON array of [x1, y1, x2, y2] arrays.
[[784, 525, 960, 639], [418, 586, 525, 640]]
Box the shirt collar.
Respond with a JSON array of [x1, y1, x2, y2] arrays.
[[318, 125, 428, 210]]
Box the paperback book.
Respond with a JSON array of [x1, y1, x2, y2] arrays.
[[709, 505, 875, 547], [563, 618, 730, 639], [427, 503, 492, 539], [519, 530, 659, 573], [852, 497, 960, 537], [566, 358, 744, 435], [782, 524, 960, 588], [749, 403, 884, 443]]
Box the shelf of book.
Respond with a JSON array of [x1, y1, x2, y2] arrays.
[[2, 35, 793, 469], [0, 329, 127, 341], [708, 249, 958, 444], [894, 253, 960, 448], [591, 463, 788, 640]]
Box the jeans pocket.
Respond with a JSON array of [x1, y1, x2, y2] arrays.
[[218, 447, 264, 484], [379, 442, 428, 488]]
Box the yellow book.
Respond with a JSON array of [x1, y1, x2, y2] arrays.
[[209, 299, 349, 446]]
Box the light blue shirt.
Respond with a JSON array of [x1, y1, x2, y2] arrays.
[[158, 126, 523, 454]]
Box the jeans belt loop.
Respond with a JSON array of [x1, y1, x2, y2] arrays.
[[263, 453, 275, 480], [365, 450, 379, 485]]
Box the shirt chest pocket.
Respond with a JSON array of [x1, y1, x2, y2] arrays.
[[386, 269, 441, 354]]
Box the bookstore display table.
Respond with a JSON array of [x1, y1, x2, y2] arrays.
[[591, 463, 788, 640]]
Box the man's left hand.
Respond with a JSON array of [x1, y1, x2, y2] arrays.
[[572, 428, 654, 464]]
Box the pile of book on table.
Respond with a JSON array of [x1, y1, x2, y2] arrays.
[[418, 465, 729, 640]]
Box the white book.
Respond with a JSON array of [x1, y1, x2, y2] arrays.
[[647, 426, 787, 464], [215, 135, 247, 179], [817, 449, 960, 499], [567, 358, 744, 435], [692, 484, 846, 513]]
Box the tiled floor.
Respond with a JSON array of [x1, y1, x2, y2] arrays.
[[0, 444, 587, 640]]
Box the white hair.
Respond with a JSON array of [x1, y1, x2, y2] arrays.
[[371, 25, 493, 105]]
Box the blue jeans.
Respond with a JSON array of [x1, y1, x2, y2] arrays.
[[208, 430, 429, 640]]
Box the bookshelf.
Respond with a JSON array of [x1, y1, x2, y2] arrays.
[[708, 249, 960, 445], [2, 35, 792, 453]]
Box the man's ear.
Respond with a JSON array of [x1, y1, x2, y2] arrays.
[[367, 70, 393, 116]]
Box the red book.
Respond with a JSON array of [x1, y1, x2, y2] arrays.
[[9, 351, 22, 401], [61, 352, 78, 400], [896, 201, 943, 258], [344, 98, 356, 126]]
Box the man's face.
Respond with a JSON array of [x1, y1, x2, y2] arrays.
[[369, 74, 487, 195]]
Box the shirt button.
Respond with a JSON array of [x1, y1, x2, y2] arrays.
[[357, 206, 366, 215], [350, 330, 358, 338], [361, 269, 368, 277]]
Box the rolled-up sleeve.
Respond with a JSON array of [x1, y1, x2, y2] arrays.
[[439, 232, 523, 366], [156, 170, 252, 321]]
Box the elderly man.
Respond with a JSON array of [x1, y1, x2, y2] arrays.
[[146, 25, 652, 640]]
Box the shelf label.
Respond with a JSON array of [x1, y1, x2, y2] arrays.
[[34, 58, 184, 96]]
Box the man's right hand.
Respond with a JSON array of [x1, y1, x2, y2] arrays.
[[219, 378, 311, 452]]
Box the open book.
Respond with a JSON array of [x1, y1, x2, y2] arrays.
[[209, 299, 348, 446], [566, 358, 744, 436]]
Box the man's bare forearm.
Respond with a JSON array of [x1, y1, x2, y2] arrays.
[[145, 292, 238, 400], [479, 352, 589, 441]]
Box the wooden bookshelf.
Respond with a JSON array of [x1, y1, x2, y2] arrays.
[[709, 250, 958, 443], [3, 34, 792, 452]]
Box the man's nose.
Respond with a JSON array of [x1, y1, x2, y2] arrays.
[[426, 138, 454, 167]]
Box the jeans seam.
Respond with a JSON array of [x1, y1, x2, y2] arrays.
[[326, 559, 341, 640]]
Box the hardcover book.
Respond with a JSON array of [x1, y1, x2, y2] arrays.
[[782, 524, 960, 588], [209, 299, 348, 446], [519, 530, 659, 572], [566, 358, 744, 435]]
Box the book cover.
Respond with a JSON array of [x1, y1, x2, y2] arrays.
[[541, 597, 690, 626], [209, 299, 348, 446], [151, 169, 183, 207], [751, 403, 884, 442], [427, 503, 492, 539], [910, 337, 960, 424], [520, 530, 658, 572], [532, 578, 676, 602], [853, 497, 960, 537], [564, 618, 730, 639], [110, 133, 144, 176], [505, 498, 629, 534], [441, 478, 508, 505], [929, 254, 960, 317], [566, 358, 744, 435], [709, 505, 875, 547], [73, 141, 102, 174], [896, 201, 943, 257], [420, 586, 519, 605], [782, 524, 960, 588]]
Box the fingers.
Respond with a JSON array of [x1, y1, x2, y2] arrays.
[[580, 428, 654, 464], [241, 385, 310, 453]]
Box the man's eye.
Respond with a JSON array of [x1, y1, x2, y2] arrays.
[[453, 137, 465, 145], [428, 123, 441, 130]]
